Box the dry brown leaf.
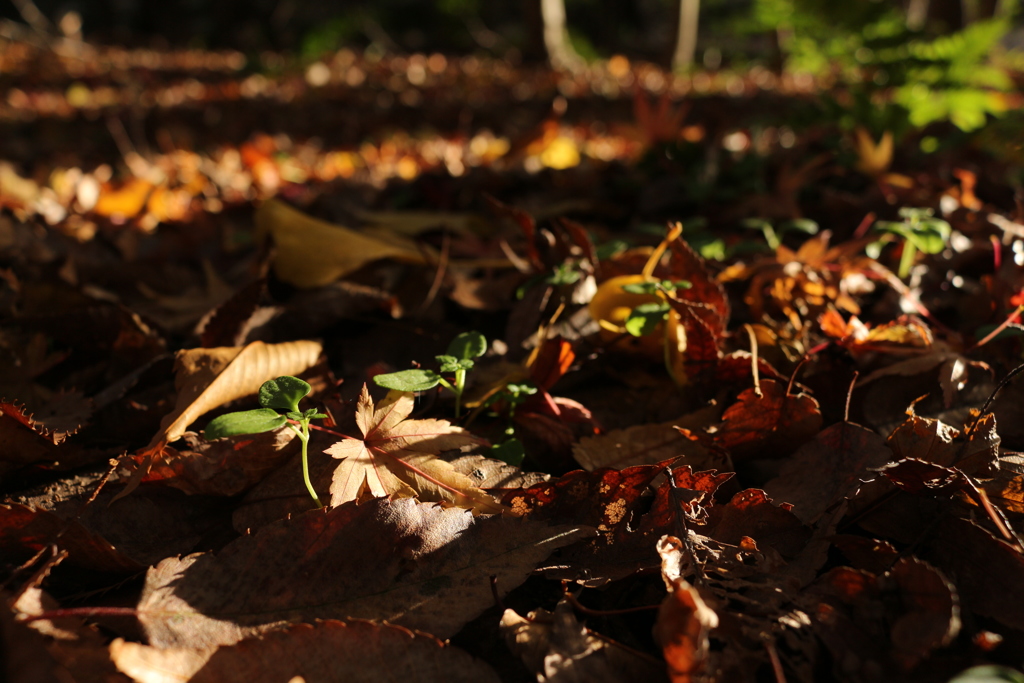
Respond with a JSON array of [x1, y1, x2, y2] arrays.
[[256, 199, 431, 288], [145, 340, 322, 452], [137, 497, 593, 648], [763, 422, 892, 524], [117, 339, 320, 499], [655, 536, 718, 683], [501, 599, 667, 683], [446, 454, 549, 489], [573, 405, 723, 471], [326, 386, 505, 514], [112, 620, 499, 683]]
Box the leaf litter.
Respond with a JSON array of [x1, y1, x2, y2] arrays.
[[3, 45, 1024, 683]]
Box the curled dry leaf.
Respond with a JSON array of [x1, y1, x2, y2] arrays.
[[256, 199, 431, 288], [655, 535, 719, 683], [112, 620, 499, 683], [501, 599, 667, 683], [137, 497, 593, 648], [120, 339, 321, 497], [326, 386, 504, 514]]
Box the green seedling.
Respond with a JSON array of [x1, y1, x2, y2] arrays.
[[205, 376, 327, 507], [621, 279, 692, 337], [741, 218, 820, 251], [483, 381, 538, 467], [871, 207, 951, 279], [373, 331, 486, 417]]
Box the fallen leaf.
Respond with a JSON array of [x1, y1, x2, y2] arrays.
[[573, 404, 723, 471], [144, 340, 322, 453], [326, 386, 504, 514], [137, 497, 593, 647], [715, 379, 822, 460], [256, 199, 431, 288], [502, 599, 667, 683], [763, 421, 892, 523], [0, 503, 143, 576], [112, 620, 500, 683], [654, 536, 719, 683], [707, 489, 811, 560]]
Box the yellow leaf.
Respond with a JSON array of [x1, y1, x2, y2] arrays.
[[326, 386, 507, 514], [853, 128, 893, 177], [256, 199, 432, 288]]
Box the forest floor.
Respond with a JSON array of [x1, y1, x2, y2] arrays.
[[3, 43, 1024, 682]]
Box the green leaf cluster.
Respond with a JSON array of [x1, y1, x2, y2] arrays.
[[373, 331, 486, 416]]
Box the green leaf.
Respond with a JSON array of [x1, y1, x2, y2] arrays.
[[780, 218, 819, 235], [948, 665, 1024, 683], [905, 221, 951, 254], [258, 376, 311, 414], [204, 408, 287, 440], [373, 368, 442, 392], [446, 331, 487, 361], [625, 302, 669, 337], [490, 438, 526, 467], [438, 356, 474, 374]]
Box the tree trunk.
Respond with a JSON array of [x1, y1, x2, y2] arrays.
[[540, 0, 583, 71], [672, 0, 700, 71]]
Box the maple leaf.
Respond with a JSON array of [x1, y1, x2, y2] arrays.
[[326, 386, 506, 514]]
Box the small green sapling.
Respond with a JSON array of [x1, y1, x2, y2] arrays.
[[205, 375, 326, 507], [373, 331, 486, 417]]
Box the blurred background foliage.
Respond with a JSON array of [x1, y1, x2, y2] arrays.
[[1, 0, 1021, 136]]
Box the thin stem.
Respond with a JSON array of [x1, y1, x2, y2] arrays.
[[289, 421, 323, 508], [898, 240, 917, 279]]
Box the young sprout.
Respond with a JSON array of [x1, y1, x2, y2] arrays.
[[872, 207, 951, 279], [483, 381, 538, 466], [373, 331, 486, 417], [205, 376, 327, 507]]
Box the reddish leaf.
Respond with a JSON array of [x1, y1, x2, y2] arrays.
[[669, 237, 729, 338], [707, 489, 811, 559], [0, 504, 143, 575], [715, 379, 822, 460]]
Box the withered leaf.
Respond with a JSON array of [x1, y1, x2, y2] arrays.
[[137, 497, 593, 648], [144, 428, 299, 496], [886, 411, 999, 476], [707, 489, 811, 560], [502, 599, 667, 683], [145, 339, 323, 452], [763, 421, 892, 523], [0, 503, 142, 575], [715, 379, 822, 460], [655, 536, 719, 683], [112, 620, 500, 683], [573, 404, 723, 471], [326, 386, 504, 514]]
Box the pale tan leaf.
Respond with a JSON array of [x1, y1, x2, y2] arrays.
[[446, 454, 549, 489], [111, 639, 210, 683], [256, 199, 431, 288], [326, 386, 506, 514], [137, 497, 594, 648], [145, 339, 322, 451]]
